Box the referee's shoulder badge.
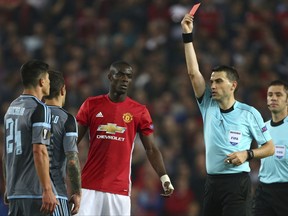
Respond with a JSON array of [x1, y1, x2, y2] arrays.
[[261, 125, 267, 132], [42, 128, 50, 140]]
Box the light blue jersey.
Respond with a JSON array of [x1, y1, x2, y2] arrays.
[[198, 88, 272, 174], [259, 117, 288, 183]]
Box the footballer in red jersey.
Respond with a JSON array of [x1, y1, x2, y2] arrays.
[[75, 60, 174, 216]]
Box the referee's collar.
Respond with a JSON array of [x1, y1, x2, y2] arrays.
[[220, 102, 236, 113], [270, 119, 284, 127]]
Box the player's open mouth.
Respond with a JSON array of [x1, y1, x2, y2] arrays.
[[120, 85, 128, 89]]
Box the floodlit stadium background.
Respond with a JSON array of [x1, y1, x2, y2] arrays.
[[0, 0, 287, 215]]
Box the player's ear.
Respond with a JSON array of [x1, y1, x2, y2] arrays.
[[108, 72, 112, 81], [60, 85, 66, 96], [39, 78, 44, 87], [231, 81, 237, 91]]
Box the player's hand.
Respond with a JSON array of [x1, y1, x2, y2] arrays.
[[4, 190, 9, 205], [40, 190, 59, 214], [160, 174, 174, 197], [225, 151, 248, 166], [181, 14, 194, 33], [69, 193, 81, 215]]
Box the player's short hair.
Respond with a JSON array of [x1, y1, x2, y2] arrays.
[[110, 60, 132, 74], [45, 70, 65, 99], [268, 80, 288, 95], [20, 59, 49, 88], [212, 65, 240, 92], [212, 65, 240, 83]]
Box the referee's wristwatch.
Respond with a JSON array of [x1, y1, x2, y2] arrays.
[[246, 149, 254, 161]]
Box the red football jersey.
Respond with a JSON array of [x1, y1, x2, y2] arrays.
[[76, 95, 154, 196]]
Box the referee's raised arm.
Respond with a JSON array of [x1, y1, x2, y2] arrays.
[[181, 14, 205, 99]]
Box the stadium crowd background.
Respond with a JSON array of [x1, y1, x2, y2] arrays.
[[0, 0, 287, 215]]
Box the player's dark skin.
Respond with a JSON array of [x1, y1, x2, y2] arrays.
[[108, 66, 133, 102], [77, 65, 133, 141], [77, 65, 174, 196]]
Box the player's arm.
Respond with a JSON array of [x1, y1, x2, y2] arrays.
[[66, 152, 81, 215], [31, 104, 58, 213], [140, 133, 174, 196], [181, 14, 206, 98], [33, 144, 58, 213], [252, 139, 274, 158], [77, 124, 88, 145], [226, 140, 275, 166]]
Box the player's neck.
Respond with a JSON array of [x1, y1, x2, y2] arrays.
[[108, 92, 127, 102], [23, 88, 44, 101], [45, 98, 62, 107], [218, 97, 236, 110], [271, 111, 287, 123]]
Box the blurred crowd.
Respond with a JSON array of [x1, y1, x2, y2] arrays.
[[0, 0, 287, 215]]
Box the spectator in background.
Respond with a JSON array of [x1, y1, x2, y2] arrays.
[[75, 60, 174, 216], [44, 70, 81, 215], [181, 14, 274, 216], [252, 80, 288, 216]]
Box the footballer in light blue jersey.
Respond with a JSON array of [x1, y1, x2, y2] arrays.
[[181, 14, 274, 215], [253, 80, 288, 216], [198, 87, 272, 174], [259, 117, 288, 183]]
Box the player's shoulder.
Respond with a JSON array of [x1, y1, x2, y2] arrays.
[[84, 95, 106, 103], [126, 97, 146, 108], [86, 95, 106, 101], [66, 111, 77, 123], [265, 119, 271, 125], [235, 101, 258, 113], [18, 94, 46, 107]]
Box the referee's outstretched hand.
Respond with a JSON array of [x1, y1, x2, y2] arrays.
[[181, 14, 194, 33]]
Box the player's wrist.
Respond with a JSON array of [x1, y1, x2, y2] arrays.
[[160, 174, 170, 184], [71, 191, 82, 196], [182, 32, 193, 43], [160, 174, 174, 189], [246, 149, 254, 161]]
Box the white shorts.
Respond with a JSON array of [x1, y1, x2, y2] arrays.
[[75, 188, 131, 216]]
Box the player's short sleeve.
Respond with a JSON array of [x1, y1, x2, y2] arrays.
[[138, 107, 154, 136], [31, 103, 51, 145], [76, 99, 90, 126], [63, 113, 78, 153], [197, 86, 211, 115], [249, 107, 272, 145]]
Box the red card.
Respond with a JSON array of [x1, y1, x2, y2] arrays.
[[189, 3, 201, 16]]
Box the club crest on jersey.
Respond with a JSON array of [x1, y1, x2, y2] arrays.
[[97, 123, 126, 134], [123, 113, 133, 123]]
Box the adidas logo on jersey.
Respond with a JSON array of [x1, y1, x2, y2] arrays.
[[96, 112, 103, 117]]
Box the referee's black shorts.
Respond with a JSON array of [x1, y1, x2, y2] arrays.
[[252, 182, 288, 216], [202, 172, 252, 216]]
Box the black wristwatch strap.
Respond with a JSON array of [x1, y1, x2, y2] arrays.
[[246, 149, 254, 161]]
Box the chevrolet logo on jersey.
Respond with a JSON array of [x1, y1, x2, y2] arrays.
[[97, 123, 126, 134]]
